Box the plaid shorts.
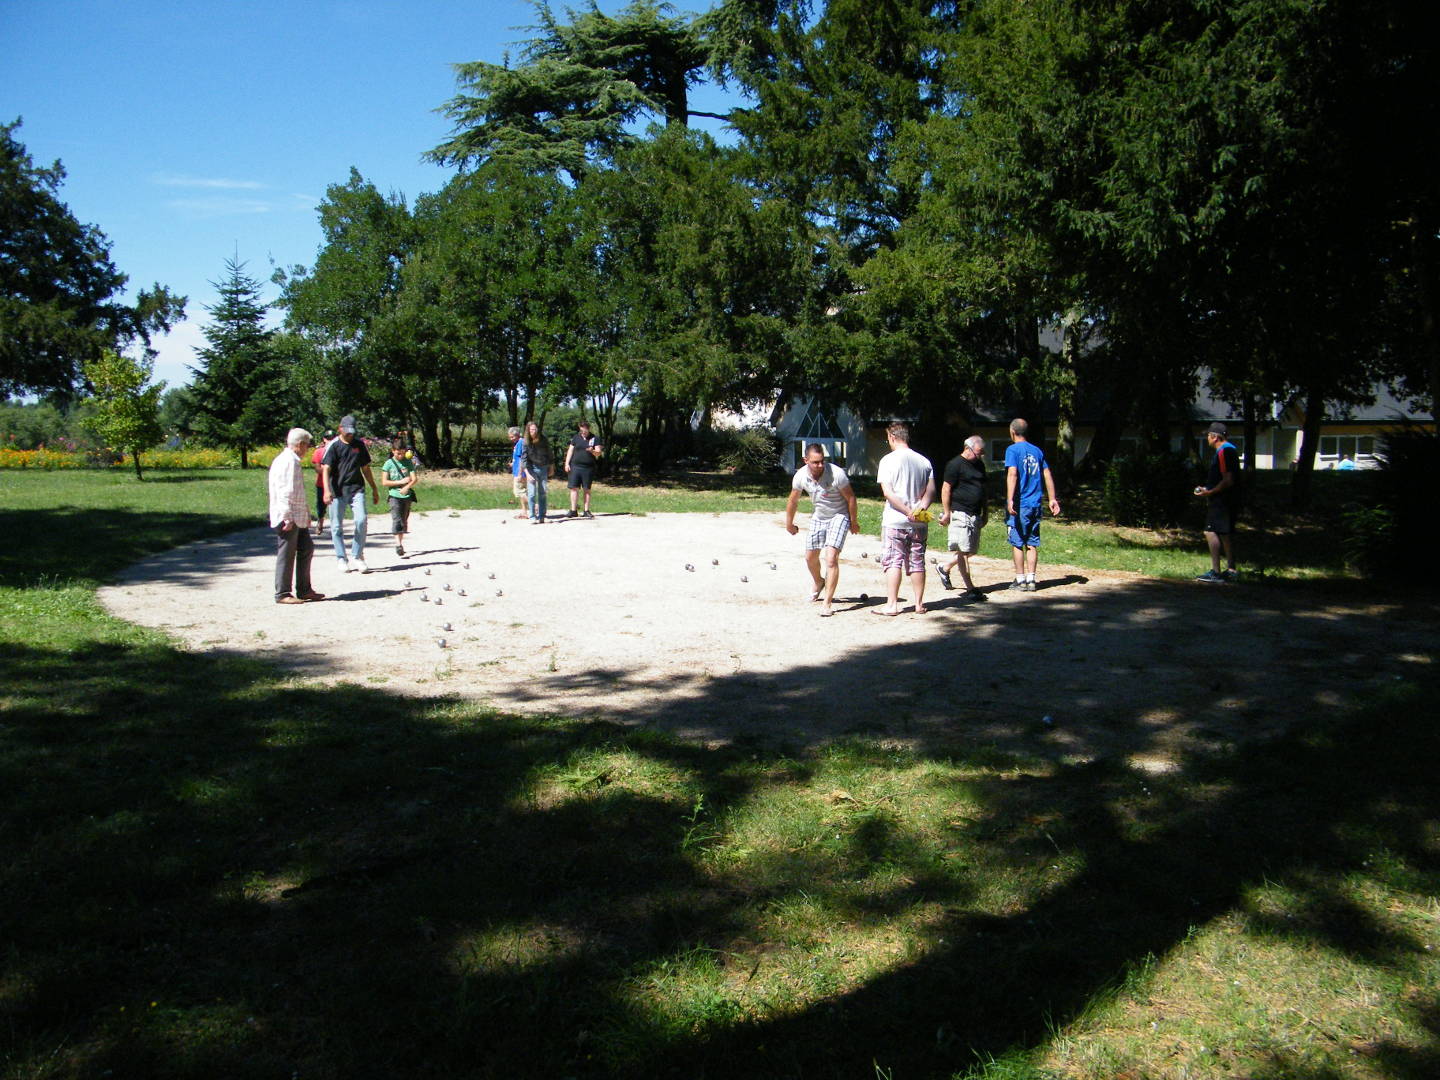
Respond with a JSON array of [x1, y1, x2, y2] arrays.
[[806, 514, 850, 552], [881, 525, 928, 574]]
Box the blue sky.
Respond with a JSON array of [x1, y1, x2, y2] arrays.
[[2, 0, 731, 390]]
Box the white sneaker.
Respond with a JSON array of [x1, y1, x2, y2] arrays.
[[337, 558, 351, 573], [353, 557, 370, 574]]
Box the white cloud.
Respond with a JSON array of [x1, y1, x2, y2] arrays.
[[166, 197, 274, 218], [149, 319, 210, 388], [153, 173, 267, 190]]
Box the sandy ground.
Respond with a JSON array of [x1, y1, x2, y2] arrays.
[[98, 509, 1437, 767]]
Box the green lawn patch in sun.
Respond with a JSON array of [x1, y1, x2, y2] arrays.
[[2, 468, 1436, 1078]]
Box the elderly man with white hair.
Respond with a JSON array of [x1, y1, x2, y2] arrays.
[[938, 434, 989, 598], [268, 427, 326, 605]]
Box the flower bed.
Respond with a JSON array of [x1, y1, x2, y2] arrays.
[[0, 445, 286, 469]]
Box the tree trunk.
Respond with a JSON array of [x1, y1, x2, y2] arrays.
[[1412, 215, 1440, 420], [240, 445, 249, 470], [131, 448, 143, 480], [1291, 383, 1326, 510], [1074, 358, 1137, 481], [1013, 315, 1046, 450], [416, 402, 442, 469], [1242, 393, 1259, 480], [590, 384, 622, 476], [1053, 310, 1081, 489]]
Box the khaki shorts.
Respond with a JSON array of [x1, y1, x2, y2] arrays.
[[512, 474, 527, 499], [947, 511, 982, 555]]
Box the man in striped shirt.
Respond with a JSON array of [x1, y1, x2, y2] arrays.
[[269, 427, 326, 604]]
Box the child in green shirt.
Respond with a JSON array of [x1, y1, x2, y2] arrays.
[[381, 435, 419, 557]]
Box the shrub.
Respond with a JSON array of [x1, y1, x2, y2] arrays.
[[1341, 504, 1395, 577], [1342, 430, 1439, 579], [0, 401, 80, 450], [1100, 451, 1193, 528], [708, 426, 782, 474]]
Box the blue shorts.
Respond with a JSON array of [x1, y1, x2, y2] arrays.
[[1007, 506, 1043, 549]]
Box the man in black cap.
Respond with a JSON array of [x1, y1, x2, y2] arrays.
[[1193, 422, 1240, 582], [321, 414, 381, 574]]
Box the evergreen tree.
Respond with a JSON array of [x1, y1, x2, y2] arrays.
[[189, 258, 289, 469], [428, 0, 711, 179]]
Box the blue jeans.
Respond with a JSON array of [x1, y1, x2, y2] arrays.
[[330, 488, 368, 560], [526, 467, 548, 521]]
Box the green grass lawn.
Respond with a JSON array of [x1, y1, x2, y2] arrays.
[[2, 468, 1435, 1079]]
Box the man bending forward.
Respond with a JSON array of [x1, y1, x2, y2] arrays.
[[785, 443, 860, 616]]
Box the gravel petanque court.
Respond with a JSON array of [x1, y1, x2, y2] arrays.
[[99, 509, 1436, 766]]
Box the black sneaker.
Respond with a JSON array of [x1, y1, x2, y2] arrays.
[[937, 567, 953, 590], [567, 510, 578, 518], [1221, 568, 1237, 582], [583, 510, 594, 519]]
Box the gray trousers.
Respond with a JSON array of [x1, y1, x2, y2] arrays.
[[274, 523, 314, 599]]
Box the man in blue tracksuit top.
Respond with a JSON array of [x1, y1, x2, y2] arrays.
[[1003, 418, 1061, 592]]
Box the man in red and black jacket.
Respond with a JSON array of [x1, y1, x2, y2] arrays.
[[1194, 422, 1240, 583]]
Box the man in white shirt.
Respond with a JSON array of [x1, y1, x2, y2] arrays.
[[268, 427, 325, 605], [785, 443, 860, 616], [875, 422, 936, 615]]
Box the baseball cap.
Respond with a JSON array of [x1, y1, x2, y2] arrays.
[[339, 415, 357, 434], [1207, 422, 1228, 437]]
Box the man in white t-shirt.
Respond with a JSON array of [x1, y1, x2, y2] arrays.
[[785, 443, 861, 616], [875, 422, 936, 615]]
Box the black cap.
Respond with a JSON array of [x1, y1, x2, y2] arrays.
[[1207, 422, 1228, 437]]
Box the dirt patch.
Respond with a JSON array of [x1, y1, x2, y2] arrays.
[[98, 509, 1435, 765]]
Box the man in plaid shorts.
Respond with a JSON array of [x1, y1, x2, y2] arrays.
[[785, 443, 860, 616], [876, 422, 936, 615]]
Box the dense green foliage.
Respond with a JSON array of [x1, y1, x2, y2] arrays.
[[272, 1, 1440, 485], [1100, 451, 1196, 529], [12, 3, 1435, 486], [1342, 431, 1440, 578], [1, 119, 185, 399]]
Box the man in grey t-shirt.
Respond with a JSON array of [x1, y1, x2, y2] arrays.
[[785, 443, 860, 616]]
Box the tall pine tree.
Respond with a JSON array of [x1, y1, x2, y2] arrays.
[[189, 258, 289, 468]]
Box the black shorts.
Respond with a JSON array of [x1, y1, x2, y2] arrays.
[[1205, 499, 1237, 536], [567, 464, 594, 490]]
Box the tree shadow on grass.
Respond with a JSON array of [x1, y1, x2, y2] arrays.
[[3, 590, 1438, 1079], [605, 469, 782, 496], [0, 507, 256, 589]]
